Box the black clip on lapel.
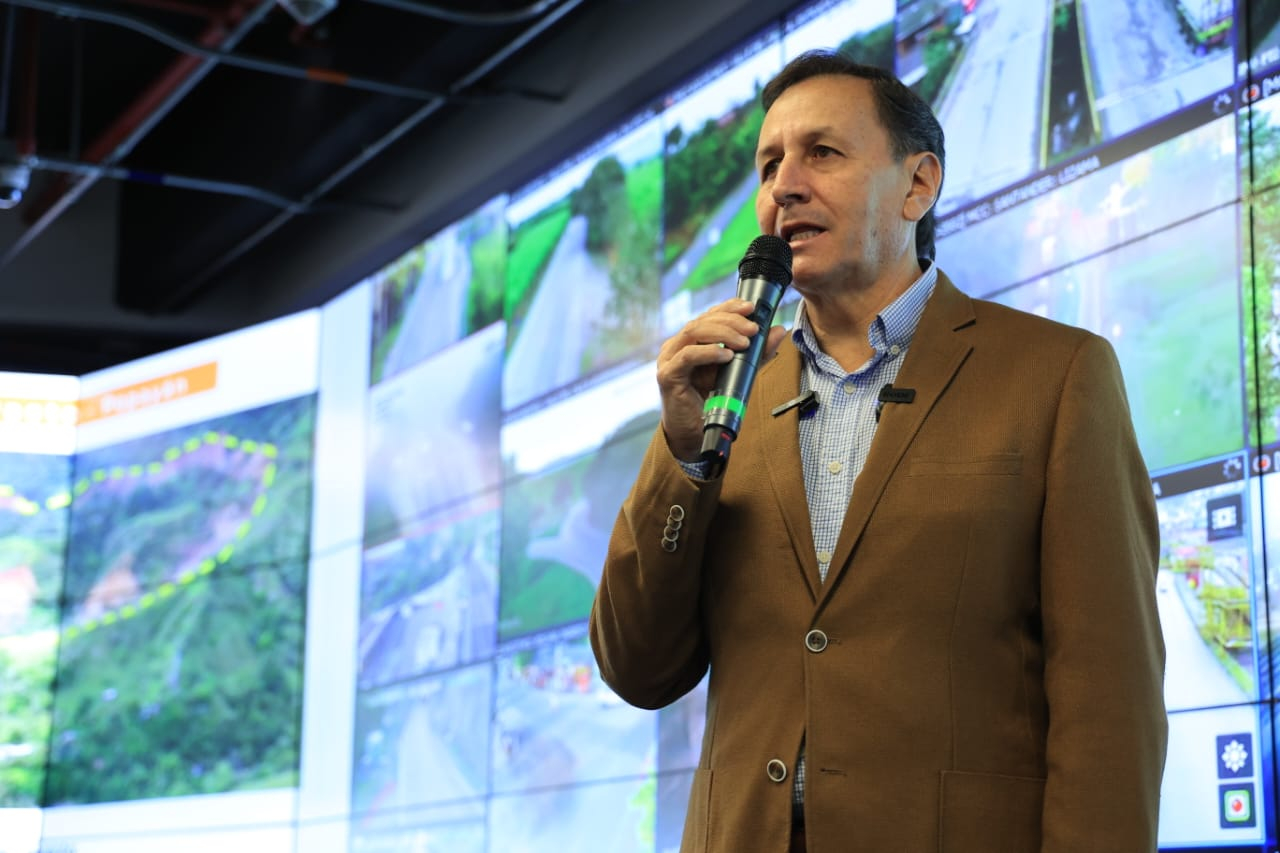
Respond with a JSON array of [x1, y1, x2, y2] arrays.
[[772, 390, 819, 419], [875, 384, 916, 422]]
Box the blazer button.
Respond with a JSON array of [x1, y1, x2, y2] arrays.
[[766, 758, 788, 783], [662, 505, 685, 552], [804, 629, 828, 653]]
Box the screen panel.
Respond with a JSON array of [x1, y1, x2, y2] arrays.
[[1078, 0, 1233, 147], [784, 0, 895, 64], [62, 393, 317, 603], [39, 315, 319, 844], [1155, 455, 1258, 713], [989, 205, 1244, 473], [368, 195, 508, 387], [363, 323, 503, 548], [358, 496, 499, 691], [659, 31, 782, 336], [45, 560, 307, 807], [905, 0, 1235, 218], [1243, 0, 1280, 84], [351, 662, 493, 820], [1161, 702, 1271, 848], [490, 631, 655, 797], [348, 800, 485, 853], [0, 373, 77, 851], [488, 776, 655, 853], [38, 817, 297, 853], [503, 114, 665, 415], [498, 363, 659, 645], [937, 112, 1239, 294], [0, 452, 72, 808]]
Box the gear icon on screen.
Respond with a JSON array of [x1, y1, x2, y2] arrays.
[[1222, 739, 1249, 774]]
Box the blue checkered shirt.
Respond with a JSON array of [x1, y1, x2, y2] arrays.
[[677, 262, 939, 812], [789, 262, 937, 809]]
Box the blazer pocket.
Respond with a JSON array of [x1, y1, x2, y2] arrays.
[[908, 453, 1022, 477], [680, 768, 713, 853], [938, 770, 1044, 853]]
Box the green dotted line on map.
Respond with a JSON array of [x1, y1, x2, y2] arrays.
[[0, 484, 39, 516], [0, 430, 278, 639]]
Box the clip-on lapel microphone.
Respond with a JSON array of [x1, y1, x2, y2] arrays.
[[875, 384, 915, 422]]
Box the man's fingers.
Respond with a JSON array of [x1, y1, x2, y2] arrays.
[[670, 306, 758, 353], [658, 340, 733, 388], [655, 298, 788, 463]]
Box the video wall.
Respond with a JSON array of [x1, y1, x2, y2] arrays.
[[1, 0, 1278, 849]]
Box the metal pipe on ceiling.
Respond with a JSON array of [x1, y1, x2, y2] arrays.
[[28, 153, 402, 214], [158, 0, 587, 313], [0, 0, 274, 273], [357, 0, 562, 25]]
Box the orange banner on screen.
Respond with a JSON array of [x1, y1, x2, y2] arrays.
[[78, 363, 218, 423]]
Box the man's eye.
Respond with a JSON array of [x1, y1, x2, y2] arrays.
[[760, 160, 779, 180], [812, 145, 836, 159]]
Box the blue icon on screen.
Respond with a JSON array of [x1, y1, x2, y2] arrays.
[[1216, 733, 1254, 778]]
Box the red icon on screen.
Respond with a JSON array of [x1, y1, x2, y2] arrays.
[[1221, 786, 1254, 826]]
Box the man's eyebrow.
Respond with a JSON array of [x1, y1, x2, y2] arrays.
[[755, 125, 843, 162]]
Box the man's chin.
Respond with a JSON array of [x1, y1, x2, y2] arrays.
[[789, 259, 835, 290], [788, 272, 836, 300]]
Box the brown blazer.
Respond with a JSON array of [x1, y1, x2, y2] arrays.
[[590, 272, 1167, 853]]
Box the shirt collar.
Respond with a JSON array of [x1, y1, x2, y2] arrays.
[[792, 260, 938, 366]]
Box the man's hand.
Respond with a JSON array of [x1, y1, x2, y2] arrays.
[[656, 298, 789, 462]]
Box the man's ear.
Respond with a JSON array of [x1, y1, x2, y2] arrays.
[[902, 151, 942, 223]]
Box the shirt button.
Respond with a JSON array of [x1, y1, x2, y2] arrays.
[[766, 759, 788, 783], [889, 344, 902, 356], [805, 629, 828, 653], [827, 460, 842, 474], [841, 379, 855, 394], [817, 550, 831, 563]]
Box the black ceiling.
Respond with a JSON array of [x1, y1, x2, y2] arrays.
[[0, 0, 797, 374]]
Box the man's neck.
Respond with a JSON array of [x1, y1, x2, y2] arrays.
[[802, 258, 924, 371]]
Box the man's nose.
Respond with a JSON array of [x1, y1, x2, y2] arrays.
[[770, 158, 809, 206]]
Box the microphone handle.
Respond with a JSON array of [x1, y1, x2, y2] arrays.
[[699, 277, 786, 473]]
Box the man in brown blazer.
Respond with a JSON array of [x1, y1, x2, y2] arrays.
[[590, 51, 1167, 853]]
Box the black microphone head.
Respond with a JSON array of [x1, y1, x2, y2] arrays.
[[739, 235, 793, 285]]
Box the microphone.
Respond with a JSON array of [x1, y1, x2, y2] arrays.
[[771, 389, 818, 418], [699, 235, 793, 475], [875, 384, 916, 422]]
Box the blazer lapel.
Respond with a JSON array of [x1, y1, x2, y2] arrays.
[[754, 341, 823, 598], [817, 274, 976, 606]]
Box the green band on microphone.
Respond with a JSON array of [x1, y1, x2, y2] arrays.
[[704, 395, 745, 416]]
